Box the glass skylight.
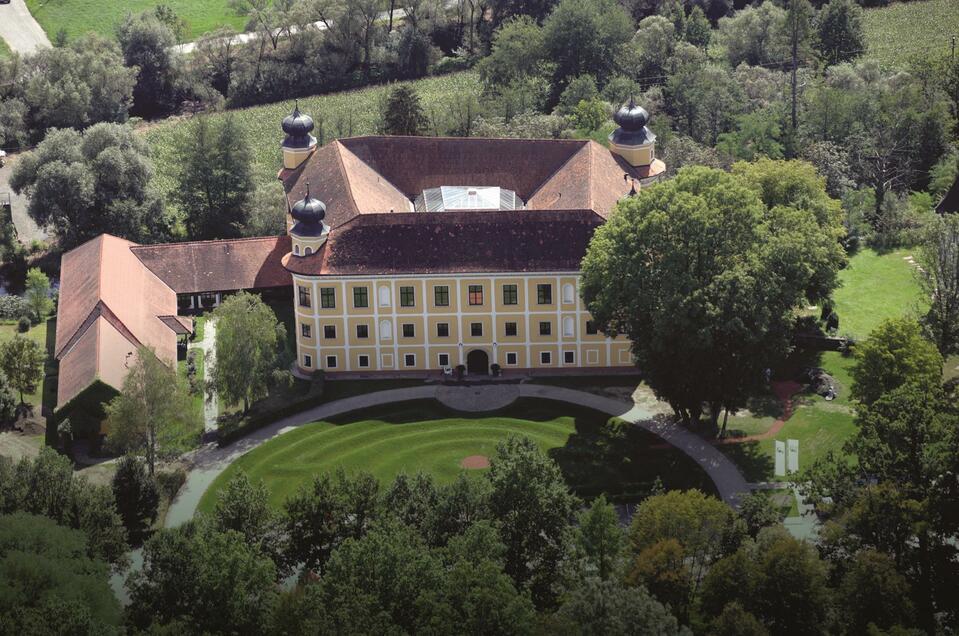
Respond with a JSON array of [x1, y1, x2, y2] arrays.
[[414, 186, 523, 212]]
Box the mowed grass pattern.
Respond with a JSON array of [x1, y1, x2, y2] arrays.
[[863, 0, 959, 69], [199, 413, 574, 513], [25, 0, 245, 43]]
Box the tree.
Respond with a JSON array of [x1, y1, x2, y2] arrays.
[[117, 11, 179, 118], [627, 538, 692, 620], [111, 455, 160, 543], [0, 336, 44, 405], [581, 167, 845, 427], [553, 577, 686, 635], [477, 16, 548, 88], [24, 267, 53, 324], [487, 435, 578, 607], [0, 372, 16, 426], [383, 471, 438, 538], [175, 115, 256, 240], [849, 319, 943, 407], [783, 0, 814, 143], [0, 513, 121, 634], [816, 0, 864, 66], [709, 602, 769, 636], [685, 6, 712, 51], [382, 85, 429, 136], [839, 549, 914, 635], [918, 214, 959, 356], [105, 346, 202, 476], [718, 2, 787, 67], [542, 0, 633, 100], [573, 495, 624, 580], [9, 124, 171, 249], [737, 492, 783, 538], [210, 291, 285, 412], [212, 471, 284, 566], [126, 518, 278, 633]]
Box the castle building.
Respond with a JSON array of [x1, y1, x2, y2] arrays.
[[278, 100, 665, 376], [52, 99, 664, 423]]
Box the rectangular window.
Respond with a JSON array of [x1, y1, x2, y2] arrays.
[[353, 287, 369, 308], [402, 323, 415, 338], [564, 351, 575, 364], [437, 322, 450, 338], [586, 320, 599, 335], [326, 355, 337, 369], [301, 323, 311, 338], [502, 284, 518, 305], [320, 287, 336, 309], [356, 324, 369, 339], [298, 285, 311, 308], [470, 322, 483, 337], [400, 286, 415, 307], [506, 352, 518, 366], [303, 354, 312, 368], [468, 285, 484, 306], [505, 322, 517, 337], [324, 325, 336, 339], [539, 321, 552, 336], [358, 354, 370, 368], [438, 353, 450, 367], [540, 351, 552, 365], [434, 285, 450, 307], [537, 284, 552, 305], [404, 354, 416, 367]]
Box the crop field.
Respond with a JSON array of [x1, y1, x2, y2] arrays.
[[863, 0, 959, 69], [144, 72, 480, 202], [24, 0, 245, 43]]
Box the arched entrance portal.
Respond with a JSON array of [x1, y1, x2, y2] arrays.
[[466, 349, 489, 375]]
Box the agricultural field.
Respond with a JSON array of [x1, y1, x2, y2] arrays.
[[863, 0, 959, 69], [144, 72, 480, 203], [198, 399, 717, 512], [24, 0, 245, 44]]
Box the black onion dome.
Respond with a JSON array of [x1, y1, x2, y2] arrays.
[[290, 183, 327, 237], [613, 97, 649, 131], [282, 102, 315, 148]]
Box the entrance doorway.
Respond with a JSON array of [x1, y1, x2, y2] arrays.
[[466, 349, 489, 375]]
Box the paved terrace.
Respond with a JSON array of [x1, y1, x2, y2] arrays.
[[166, 383, 750, 527]]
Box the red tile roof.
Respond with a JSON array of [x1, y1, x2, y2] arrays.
[[282, 209, 603, 276], [131, 236, 292, 294]]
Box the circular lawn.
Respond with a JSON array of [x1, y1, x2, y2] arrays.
[[197, 399, 717, 513]]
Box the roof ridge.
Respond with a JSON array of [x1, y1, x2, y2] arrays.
[[336, 141, 411, 211], [130, 235, 286, 251], [343, 135, 589, 145], [526, 143, 593, 207]]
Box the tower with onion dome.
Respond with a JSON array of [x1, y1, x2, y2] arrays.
[[608, 97, 661, 172], [288, 183, 329, 257], [281, 102, 317, 170]]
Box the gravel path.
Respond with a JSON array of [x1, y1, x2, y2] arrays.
[[0, 156, 48, 244], [0, 0, 51, 55]]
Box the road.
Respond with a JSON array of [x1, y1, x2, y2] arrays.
[[0, 0, 51, 55], [0, 154, 48, 244]]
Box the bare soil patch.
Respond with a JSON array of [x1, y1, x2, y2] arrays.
[[460, 455, 490, 469]]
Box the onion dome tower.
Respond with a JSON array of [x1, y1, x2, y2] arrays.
[[281, 101, 317, 170], [608, 97, 657, 169], [289, 183, 329, 257]]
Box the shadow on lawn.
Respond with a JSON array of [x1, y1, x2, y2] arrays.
[[718, 441, 774, 483]]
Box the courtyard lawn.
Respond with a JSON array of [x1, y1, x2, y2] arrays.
[[831, 248, 925, 341], [863, 0, 959, 70], [198, 399, 717, 513], [24, 0, 245, 44], [0, 318, 54, 410]]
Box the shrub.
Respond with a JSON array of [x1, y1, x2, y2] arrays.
[[17, 316, 31, 333], [0, 295, 29, 321], [156, 466, 188, 501], [112, 456, 160, 542]]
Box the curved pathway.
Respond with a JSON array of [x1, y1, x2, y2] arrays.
[[0, 0, 51, 55], [165, 384, 749, 526]]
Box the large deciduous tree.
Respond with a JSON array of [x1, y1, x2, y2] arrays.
[[24, 267, 53, 325], [0, 335, 44, 405], [815, 0, 865, 67], [209, 291, 285, 412], [849, 318, 943, 407], [918, 214, 959, 356], [116, 11, 180, 118], [581, 166, 845, 428], [105, 346, 201, 476], [111, 455, 160, 543], [9, 124, 172, 249]]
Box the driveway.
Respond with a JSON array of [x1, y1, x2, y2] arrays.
[[0, 154, 48, 244], [165, 383, 750, 527], [0, 0, 51, 55]]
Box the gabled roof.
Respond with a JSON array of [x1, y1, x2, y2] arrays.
[[131, 235, 292, 294], [936, 174, 959, 214], [281, 209, 603, 277]]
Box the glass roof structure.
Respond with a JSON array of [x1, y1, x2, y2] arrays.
[[414, 186, 524, 212]]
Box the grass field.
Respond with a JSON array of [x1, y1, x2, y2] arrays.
[[198, 399, 717, 513], [144, 72, 479, 201], [831, 248, 924, 341], [24, 0, 245, 44], [863, 0, 959, 69]]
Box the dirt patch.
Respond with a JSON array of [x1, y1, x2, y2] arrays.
[[460, 455, 490, 469]]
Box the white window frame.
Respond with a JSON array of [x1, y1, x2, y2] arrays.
[[379, 319, 392, 341], [540, 351, 551, 365], [358, 354, 370, 368], [378, 285, 391, 307], [563, 350, 575, 365], [586, 349, 599, 365], [505, 352, 518, 366], [404, 353, 416, 368], [438, 353, 450, 367], [618, 349, 632, 364], [325, 355, 338, 369], [562, 316, 575, 337], [381, 353, 394, 368], [303, 354, 312, 368], [562, 283, 575, 304]]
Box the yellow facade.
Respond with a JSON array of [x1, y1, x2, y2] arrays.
[[291, 272, 634, 375]]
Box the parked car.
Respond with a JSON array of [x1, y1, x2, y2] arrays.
[[0, 150, 6, 168]]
